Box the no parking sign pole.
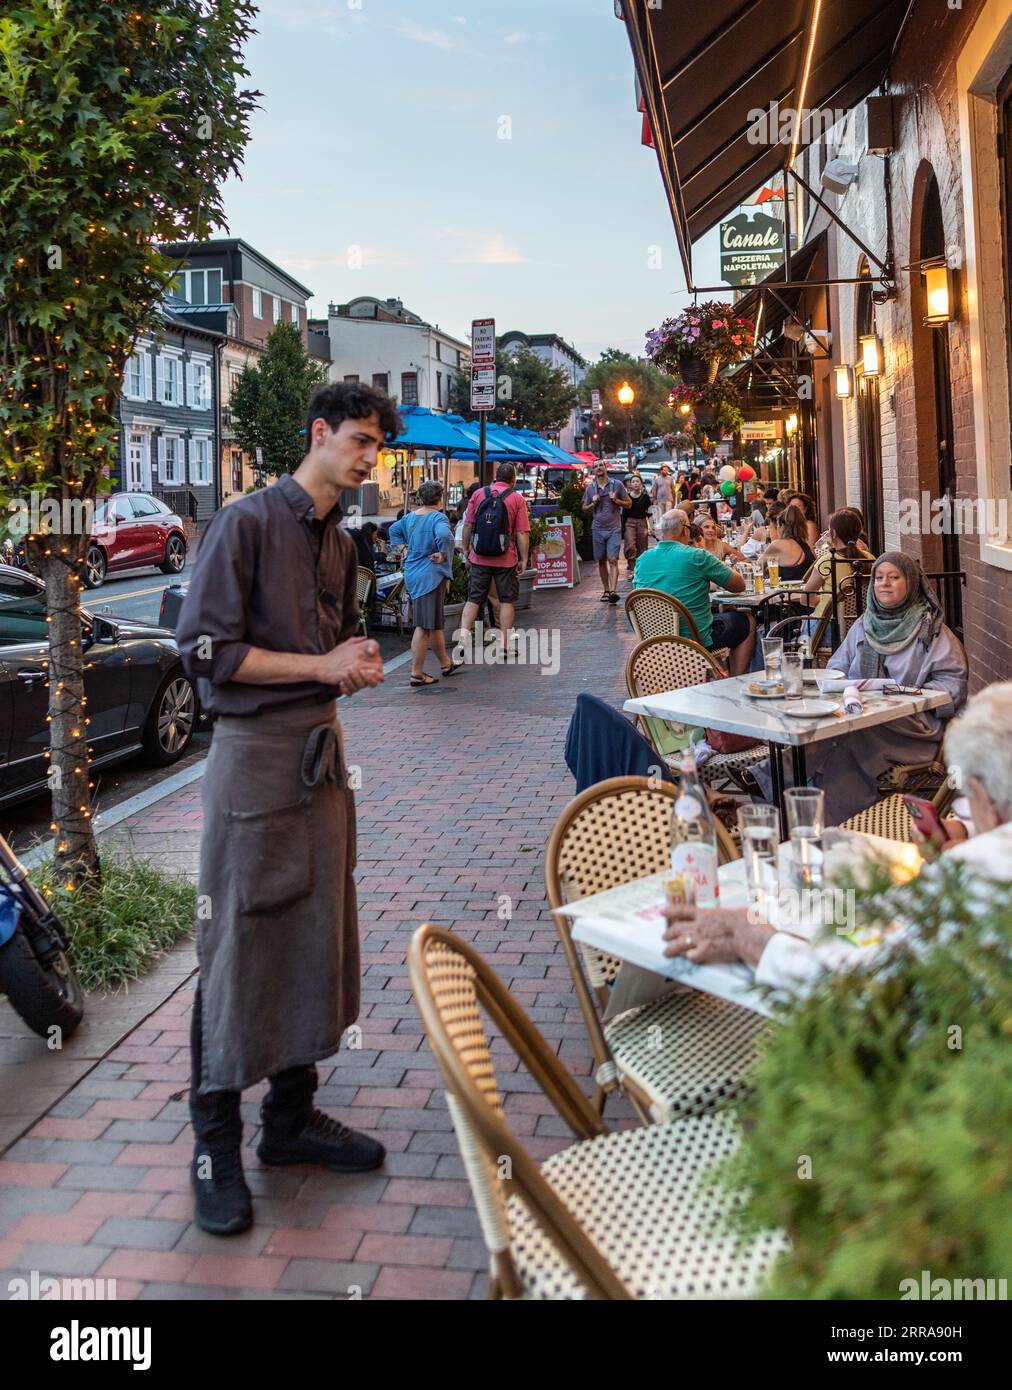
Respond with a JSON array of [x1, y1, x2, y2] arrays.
[[471, 317, 496, 487]]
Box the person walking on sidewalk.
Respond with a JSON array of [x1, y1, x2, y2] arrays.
[[388, 479, 461, 686], [455, 461, 530, 657], [176, 381, 397, 1236], [622, 474, 652, 578], [583, 460, 630, 602]]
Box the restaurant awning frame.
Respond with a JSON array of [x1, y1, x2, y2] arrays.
[[622, 0, 911, 290]]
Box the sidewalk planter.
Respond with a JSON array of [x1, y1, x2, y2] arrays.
[[443, 601, 465, 645], [517, 569, 536, 611]]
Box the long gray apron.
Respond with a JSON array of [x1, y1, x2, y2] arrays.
[[194, 698, 359, 1094]]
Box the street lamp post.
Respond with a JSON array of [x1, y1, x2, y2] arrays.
[[617, 381, 635, 472]]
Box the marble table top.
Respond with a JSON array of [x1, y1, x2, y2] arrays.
[[623, 674, 950, 747], [710, 583, 804, 609]]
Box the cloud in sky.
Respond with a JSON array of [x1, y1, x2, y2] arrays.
[[393, 19, 461, 50], [501, 31, 529, 45]]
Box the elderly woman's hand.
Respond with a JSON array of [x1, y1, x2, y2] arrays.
[[663, 904, 775, 967]]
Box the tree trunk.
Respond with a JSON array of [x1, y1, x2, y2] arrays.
[[40, 536, 100, 888]]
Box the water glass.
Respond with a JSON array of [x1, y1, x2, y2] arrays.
[[737, 805, 780, 908], [761, 636, 784, 681], [785, 788, 825, 888], [781, 645, 804, 697]]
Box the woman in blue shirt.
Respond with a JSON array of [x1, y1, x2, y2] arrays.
[[388, 480, 462, 686]]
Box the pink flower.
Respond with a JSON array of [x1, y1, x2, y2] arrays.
[[731, 335, 742, 345], [712, 319, 726, 329]]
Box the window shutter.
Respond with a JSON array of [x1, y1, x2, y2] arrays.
[[157, 434, 167, 480], [185, 362, 195, 407], [155, 354, 166, 404], [184, 437, 192, 483], [141, 352, 152, 401]]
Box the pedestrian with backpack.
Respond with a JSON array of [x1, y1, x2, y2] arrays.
[[456, 461, 530, 656], [582, 460, 630, 602]]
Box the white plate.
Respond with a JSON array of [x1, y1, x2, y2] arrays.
[[781, 698, 839, 718], [803, 668, 844, 684], [743, 684, 786, 699]]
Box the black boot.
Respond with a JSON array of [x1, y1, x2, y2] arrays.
[[256, 1063, 385, 1173], [191, 1146, 253, 1235]]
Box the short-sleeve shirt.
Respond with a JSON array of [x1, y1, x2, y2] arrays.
[[632, 541, 733, 648], [582, 478, 629, 532], [464, 482, 529, 568]]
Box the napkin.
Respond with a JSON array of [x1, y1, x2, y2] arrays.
[[843, 684, 864, 715]]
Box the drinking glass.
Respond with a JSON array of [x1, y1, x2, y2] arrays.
[[767, 557, 780, 588], [737, 805, 780, 909], [781, 644, 804, 697], [785, 788, 825, 888], [761, 636, 784, 681]]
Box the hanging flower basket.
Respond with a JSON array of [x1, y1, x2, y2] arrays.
[[694, 402, 717, 429], [677, 353, 720, 386], [645, 301, 756, 379]]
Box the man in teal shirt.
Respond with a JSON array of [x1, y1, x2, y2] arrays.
[[634, 508, 756, 674]]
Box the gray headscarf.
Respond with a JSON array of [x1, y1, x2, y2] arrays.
[[859, 551, 944, 678]]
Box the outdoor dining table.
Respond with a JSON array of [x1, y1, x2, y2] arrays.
[[559, 860, 775, 1018], [624, 674, 951, 836]]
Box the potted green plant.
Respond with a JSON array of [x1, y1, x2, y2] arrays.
[[716, 858, 1012, 1298], [443, 551, 469, 645], [555, 482, 591, 561]]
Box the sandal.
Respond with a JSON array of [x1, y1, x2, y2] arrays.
[[409, 673, 438, 687], [441, 662, 464, 677], [599, 591, 611, 601]]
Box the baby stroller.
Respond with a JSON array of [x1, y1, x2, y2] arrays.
[[0, 834, 84, 1039]]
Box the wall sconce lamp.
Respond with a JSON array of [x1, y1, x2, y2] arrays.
[[785, 413, 798, 435], [921, 256, 956, 326], [834, 364, 854, 399], [860, 334, 883, 377]]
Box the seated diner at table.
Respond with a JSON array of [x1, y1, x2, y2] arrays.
[[633, 507, 756, 675], [760, 502, 816, 581], [753, 551, 968, 822], [699, 514, 746, 565], [662, 681, 1012, 993]]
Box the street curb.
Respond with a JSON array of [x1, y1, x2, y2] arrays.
[[18, 757, 208, 870]]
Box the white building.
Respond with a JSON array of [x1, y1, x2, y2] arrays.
[[315, 296, 470, 413], [498, 329, 589, 452]]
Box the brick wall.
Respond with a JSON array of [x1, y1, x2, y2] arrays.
[[827, 0, 1012, 690]]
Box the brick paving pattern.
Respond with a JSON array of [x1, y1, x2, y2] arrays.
[[0, 575, 642, 1299]]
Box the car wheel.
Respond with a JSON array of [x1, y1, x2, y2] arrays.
[[83, 544, 106, 589], [159, 534, 186, 576], [142, 669, 197, 766]]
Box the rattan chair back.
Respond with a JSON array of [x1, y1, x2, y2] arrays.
[[625, 587, 705, 646], [409, 924, 628, 1299], [625, 634, 726, 702], [356, 566, 375, 607]]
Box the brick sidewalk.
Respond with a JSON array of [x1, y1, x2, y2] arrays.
[[0, 574, 642, 1300]]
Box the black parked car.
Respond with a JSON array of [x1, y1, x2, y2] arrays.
[[0, 565, 198, 809]]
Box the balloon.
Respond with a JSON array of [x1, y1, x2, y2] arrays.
[[720, 479, 737, 497], [718, 464, 736, 482], [737, 464, 756, 482]]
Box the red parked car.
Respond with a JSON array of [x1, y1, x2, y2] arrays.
[[84, 492, 188, 589]]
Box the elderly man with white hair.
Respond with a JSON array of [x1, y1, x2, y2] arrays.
[[633, 506, 756, 675], [661, 681, 1012, 994]]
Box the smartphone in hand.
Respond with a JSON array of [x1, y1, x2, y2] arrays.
[[903, 795, 951, 854]]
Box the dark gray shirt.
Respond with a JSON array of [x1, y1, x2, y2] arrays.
[[176, 473, 361, 716]]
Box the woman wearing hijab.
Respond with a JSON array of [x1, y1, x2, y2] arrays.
[[799, 553, 967, 821]]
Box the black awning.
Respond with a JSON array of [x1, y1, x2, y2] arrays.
[[624, 0, 910, 283]]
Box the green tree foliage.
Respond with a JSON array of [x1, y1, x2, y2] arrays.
[[0, 1, 257, 883], [582, 349, 674, 452], [229, 321, 325, 477], [718, 858, 1012, 1298], [450, 342, 579, 436]]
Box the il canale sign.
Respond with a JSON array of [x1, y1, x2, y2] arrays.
[[719, 211, 785, 287]]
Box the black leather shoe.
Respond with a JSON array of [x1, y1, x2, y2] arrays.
[[191, 1147, 253, 1235], [257, 1109, 386, 1173]]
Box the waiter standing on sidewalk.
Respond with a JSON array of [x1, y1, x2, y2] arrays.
[[176, 381, 400, 1235]]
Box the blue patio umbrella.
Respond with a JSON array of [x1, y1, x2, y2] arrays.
[[442, 414, 539, 461], [391, 406, 481, 455]]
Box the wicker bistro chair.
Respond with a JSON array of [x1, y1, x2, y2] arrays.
[[370, 576, 405, 636], [625, 588, 729, 673], [625, 635, 768, 792], [766, 573, 860, 667], [409, 924, 786, 1300], [356, 565, 375, 609], [545, 776, 768, 1126], [839, 775, 956, 841]]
